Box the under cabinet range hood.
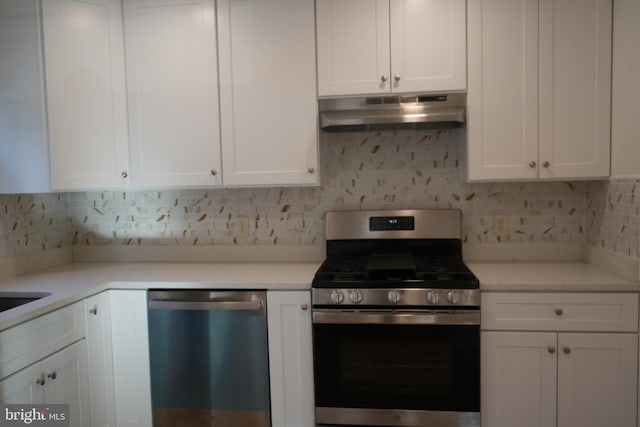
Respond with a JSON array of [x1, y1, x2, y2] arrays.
[[319, 93, 466, 132]]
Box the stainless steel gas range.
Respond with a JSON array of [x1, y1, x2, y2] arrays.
[[311, 209, 480, 427]]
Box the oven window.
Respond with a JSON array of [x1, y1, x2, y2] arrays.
[[313, 323, 479, 412]]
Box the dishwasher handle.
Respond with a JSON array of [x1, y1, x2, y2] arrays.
[[148, 299, 264, 312]]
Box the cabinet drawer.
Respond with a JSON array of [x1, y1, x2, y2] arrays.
[[482, 293, 638, 332], [0, 301, 86, 379]]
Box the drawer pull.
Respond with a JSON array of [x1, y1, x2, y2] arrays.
[[554, 308, 564, 316], [47, 371, 57, 380], [563, 347, 571, 355], [547, 346, 556, 354], [36, 374, 45, 386]]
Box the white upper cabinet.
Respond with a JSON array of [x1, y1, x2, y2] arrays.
[[42, 0, 130, 190], [217, 0, 319, 186], [316, 0, 466, 96], [0, 0, 50, 194], [466, 0, 612, 181], [466, 0, 539, 181], [316, 0, 390, 96], [537, 0, 611, 179], [124, 0, 222, 188], [611, 0, 640, 178]]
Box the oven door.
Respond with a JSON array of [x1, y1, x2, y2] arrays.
[[312, 309, 480, 427]]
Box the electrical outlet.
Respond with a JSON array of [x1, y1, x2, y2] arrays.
[[231, 216, 250, 237], [493, 215, 509, 236]]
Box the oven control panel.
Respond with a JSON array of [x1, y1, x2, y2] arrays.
[[313, 288, 480, 307]]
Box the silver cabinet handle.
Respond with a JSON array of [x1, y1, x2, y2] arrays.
[[394, 74, 401, 82], [381, 75, 388, 82], [543, 161, 550, 168], [47, 372, 57, 380], [121, 171, 128, 178], [529, 161, 537, 168], [36, 374, 45, 386], [555, 308, 563, 316], [301, 304, 309, 311], [89, 305, 98, 315], [211, 169, 218, 176], [563, 347, 571, 354], [548, 346, 556, 354]]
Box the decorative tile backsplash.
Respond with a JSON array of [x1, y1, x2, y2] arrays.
[[66, 130, 588, 247], [0, 193, 68, 258], [0, 130, 636, 263], [588, 178, 640, 258]]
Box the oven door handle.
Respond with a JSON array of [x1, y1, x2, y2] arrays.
[[312, 309, 480, 325]]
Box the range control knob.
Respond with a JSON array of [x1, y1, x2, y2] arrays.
[[387, 290, 401, 304], [349, 290, 364, 304], [330, 290, 344, 304], [426, 290, 439, 305], [447, 291, 459, 304]]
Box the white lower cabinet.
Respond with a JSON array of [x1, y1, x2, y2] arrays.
[[0, 360, 44, 405], [0, 301, 89, 426], [109, 290, 153, 427], [0, 340, 91, 427], [482, 293, 639, 427], [267, 291, 315, 427], [85, 292, 116, 427], [40, 341, 91, 427]]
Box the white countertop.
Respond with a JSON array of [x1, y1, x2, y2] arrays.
[[1, 259, 638, 332], [0, 261, 320, 331], [468, 261, 639, 292]]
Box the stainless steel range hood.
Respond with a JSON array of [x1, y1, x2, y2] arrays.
[[319, 93, 465, 132]]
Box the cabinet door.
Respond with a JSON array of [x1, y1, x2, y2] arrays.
[[611, 0, 640, 177], [466, 0, 539, 180], [42, 0, 130, 190], [538, 0, 611, 179], [124, 0, 222, 188], [109, 290, 152, 427], [0, 362, 44, 405], [41, 340, 91, 427], [0, 0, 50, 194], [389, 0, 466, 93], [557, 333, 637, 427], [85, 292, 116, 427], [267, 291, 315, 427], [481, 331, 557, 427], [316, 0, 390, 96], [218, 0, 319, 186]]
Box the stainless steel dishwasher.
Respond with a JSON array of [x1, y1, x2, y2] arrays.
[[147, 290, 270, 427]]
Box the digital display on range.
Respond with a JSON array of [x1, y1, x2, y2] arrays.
[[369, 216, 415, 231]]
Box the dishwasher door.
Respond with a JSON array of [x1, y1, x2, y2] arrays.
[[147, 290, 270, 427]]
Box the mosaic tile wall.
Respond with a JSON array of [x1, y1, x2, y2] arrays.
[[66, 130, 589, 248], [2, 130, 637, 263], [0, 193, 69, 258], [587, 178, 640, 258]]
